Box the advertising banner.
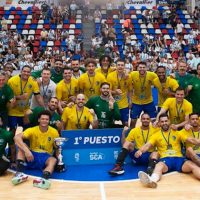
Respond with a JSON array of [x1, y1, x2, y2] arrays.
[[61, 128, 131, 165]]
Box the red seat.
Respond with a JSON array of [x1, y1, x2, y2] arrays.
[[0, 11, 4, 15], [55, 40, 61, 46], [15, 15, 20, 19], [13, 19, 19, 24], [63, 24, 70, 29], [16, 7, 22, 10], [75, 29, 81, 35], [23, 10, 28, 15], [197, 34, 200, 40], [23, 24, 30, 29], [69, 19, 76, 24], [35, 29, 42, 35], [161, 29, 168, 34], [33, 47, 38, 53], [44, 24, 50, 29], [11, 11, 17, 15], [124, 14, 131, 19], [153, 23, 159, 29], [34, 41, 40, 46]]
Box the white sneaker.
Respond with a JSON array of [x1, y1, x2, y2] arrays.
[[12, 172, 28, 185], [138, 171, 157, 188]]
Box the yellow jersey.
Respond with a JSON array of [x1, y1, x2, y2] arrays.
[[148, 129, 187, 158], [107, 71, 132, 109], [126, 126, 159, 152], [56, 78, 79, 102], [180, 128, 200, 154], [153, 76, 179, 107], [78, 72, 106, 100], [95, 67, 115, 79], [62, 105, 94, 130], [23, 126, 59, 155], [162, 98, 193, 124], [130, 71, 158, 105], [8, 75, 40, 116]]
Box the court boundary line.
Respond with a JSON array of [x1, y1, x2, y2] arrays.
[[7, 169, 177, 184]]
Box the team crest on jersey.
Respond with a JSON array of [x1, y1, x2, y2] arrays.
[[28, 84, 32, 89], [172, 136, 176, 141], [1, 95, 5, 99], [48, 89, 51, 93], [48, 137, 51, 141]]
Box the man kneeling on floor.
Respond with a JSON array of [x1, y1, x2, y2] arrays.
[[12, 110, 59, 189]]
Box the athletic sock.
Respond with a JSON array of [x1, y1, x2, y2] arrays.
[[16, 159, 25, 173], [146, 159, 158, 175], [42, 171, 51, 179], [116, 148, 129, 165], [150, 173, 160, 183]]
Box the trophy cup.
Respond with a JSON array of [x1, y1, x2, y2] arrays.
[[54, 137, 67, 172]]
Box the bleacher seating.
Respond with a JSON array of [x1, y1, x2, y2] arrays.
[[0, 6, 83, 53]]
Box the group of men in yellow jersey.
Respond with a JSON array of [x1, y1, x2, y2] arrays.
[[1, 53, 200, 191]]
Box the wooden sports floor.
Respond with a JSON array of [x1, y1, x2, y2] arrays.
[[0, 171, 199, 200]]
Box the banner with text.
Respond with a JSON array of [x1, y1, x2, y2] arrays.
[[125, 0, 156, 9], [61, 128, 131, 165]]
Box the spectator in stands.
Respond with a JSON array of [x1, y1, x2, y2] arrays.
[[176, 20, 184, 36], [106, 0, 113, 18], [193, 6, 199, 29], [40, 28, 48, 41], [69, 0, 78, 18], [86, 82, 121, 128], [123, 19, 131, 33], [62, 93, 98, 130], [41, 2, 50, 19], [1, 17, 8, 31], [12, 111, 59, 189]]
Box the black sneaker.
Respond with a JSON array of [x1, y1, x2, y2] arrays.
[[108, 164, 125, 176]]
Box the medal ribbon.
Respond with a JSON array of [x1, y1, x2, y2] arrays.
[[141, 128, 150, 143], [42, 80, 50, 97], [161, 130, 171, 147], [20, 78, 28, 95], [139, 74, 146, 92], [176, 101, 183, 119], [87, 73, 95, 91], [76, 107, 84, 127]]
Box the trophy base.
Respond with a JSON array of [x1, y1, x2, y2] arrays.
[[55, 164, 66, 172]]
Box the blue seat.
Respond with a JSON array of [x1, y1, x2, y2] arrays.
[[141, 6, 147, 11], [160, 24, 166, 29], [4, 15, 9, 19], [135, 29, 141, 34], [9, 7, 16, 11], [117, 40, 123, 46], [21, 15, 27, 19], [75, 24, 82, 29], [5, 11, 11, 15], [148, 28, 155, 35], [114, 24, 122, 29], [176, 10, 183, 15], [61, 40, 67, 46], [40, 41, 47, 47], [30, 24, 37, 29], [124, 10, 130, 15], [158, 6, 164, 11], [168, 29, 174, 35], [183, 45, 189, 53], [44, 19, 50, 24], [17, 24, 23, 29], [19, 19, 25, 24], [136, 35, 143, 40], [179, 14, 185, 19], [132, 19, 138, 24], [17, 10, 23, 15], [50, 24, 56, 29], [115, 29, 122, 34], [137, 14, 143, 19], [134, 24, 140, 29], [113, 19, 120, 24], [130, 6, 135, 10], [63, 19, 69, 24], [117, 34, 123, 40], [181, 19, 187, 24]]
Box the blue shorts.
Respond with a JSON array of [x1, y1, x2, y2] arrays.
[[129, 150, 151, 165], [120, 107, 129, 123], [160, 157, 187, 172], [8, 116, 24, 130], [25, 151, 51, 170], [131, 102, 157, 119]]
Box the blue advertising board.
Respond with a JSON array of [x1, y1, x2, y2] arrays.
[[61, 128, 131, 165]]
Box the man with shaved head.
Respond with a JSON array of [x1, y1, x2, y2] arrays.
[[62, 93, 98, 130]]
